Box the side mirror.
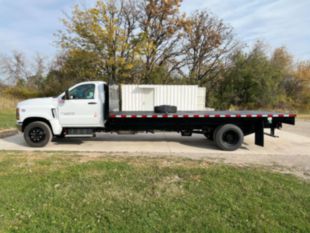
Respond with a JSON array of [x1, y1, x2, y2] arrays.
[[65, 90, 70, 100]]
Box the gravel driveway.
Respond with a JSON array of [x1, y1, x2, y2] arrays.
[[0, 120, 310, 178]]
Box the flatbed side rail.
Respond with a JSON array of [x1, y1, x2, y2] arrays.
[[109, 113, 296, 119]]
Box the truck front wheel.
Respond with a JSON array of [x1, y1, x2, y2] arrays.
[[24, 121, 52, 147], [214, 124, 244, 151]]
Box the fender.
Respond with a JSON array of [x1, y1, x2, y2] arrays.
[[21, 116, 63, 135]]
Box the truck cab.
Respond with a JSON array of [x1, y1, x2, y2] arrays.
[[17, 81, 107, 146], [57, 81, 106, 127]]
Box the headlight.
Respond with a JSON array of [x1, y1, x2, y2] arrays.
[[16, 108, 20, 120]]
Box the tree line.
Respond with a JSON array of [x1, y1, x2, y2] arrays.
[[0, 0, 309, 112]]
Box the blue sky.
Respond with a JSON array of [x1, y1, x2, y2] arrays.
[[0, 0, 309, 61]]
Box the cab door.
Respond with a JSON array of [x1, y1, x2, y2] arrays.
[[58, 83, 102, 127]]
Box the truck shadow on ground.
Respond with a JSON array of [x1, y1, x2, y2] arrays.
[[2, 133, 248, 151], [51, 134, 249, 151]]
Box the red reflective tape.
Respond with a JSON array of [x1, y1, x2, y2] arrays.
[[194, 115, 200, 118], [215, 114, 221, 118], [110, 114, 116, 118], [142, 115, 147, 118], [289, 114, 296, 117], [236, 114, 241, 118], [225, 114, 231, 118], [204, 114, 209, 118], [152, 115, 158, 118], [257, 114, 262, 118], [131, 115, 137, 118], [163, 114, 168, 118], [278, 114, 284, 117], [121, 114, 127, 118], [268, 114, 273, 117], [183, 114, 189, 118], [173, 114, 179, 118], [247, 114, 252, 118]]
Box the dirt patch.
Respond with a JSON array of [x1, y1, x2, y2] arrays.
[[70, 152, 310, 180], [1, 151, 309, 180]]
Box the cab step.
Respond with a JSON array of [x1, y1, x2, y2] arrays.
[[65, 128, 95, 138]]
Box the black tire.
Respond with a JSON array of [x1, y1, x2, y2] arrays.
[[154, 105, 177, 113], [214, 124, 244, 151], [24, 121, 52, 147]]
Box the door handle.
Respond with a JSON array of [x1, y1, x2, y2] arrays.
[[88, 102, 97, 105]]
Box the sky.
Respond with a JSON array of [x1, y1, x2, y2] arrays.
[[0, 0, 309, 61]]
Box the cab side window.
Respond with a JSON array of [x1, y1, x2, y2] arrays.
[[69, 84, 95, 100]]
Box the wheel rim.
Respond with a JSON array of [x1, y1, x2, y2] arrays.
[[29, 127, 46, 143], [222, 130, 239, 146]]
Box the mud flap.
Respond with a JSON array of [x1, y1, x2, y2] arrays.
[[255, 120, 264, 147]]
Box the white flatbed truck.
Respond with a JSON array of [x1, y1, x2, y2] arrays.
[[16, 81, 296, 151]]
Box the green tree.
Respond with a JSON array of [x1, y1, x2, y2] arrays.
[[214, 42, 278, 109], [40, 50, 104, 96], [269, 47, 294, 108], [59, 0, 139, 84], [292, 61, 310, 111], [59, 50, 105, 82], [136, 0, 186, 83], [57, 0, 237, 85]]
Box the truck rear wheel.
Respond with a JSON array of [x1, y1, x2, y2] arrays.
[[214, 124, 244, 151], [24, 121, 52, 147]]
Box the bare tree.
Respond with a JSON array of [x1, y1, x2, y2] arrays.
[[27, 54, 47, 89], [182, 10, 237, 85], [0, 51, 29, 85]]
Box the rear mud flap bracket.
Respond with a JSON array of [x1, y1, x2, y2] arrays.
[[255, 120, 264, 147]]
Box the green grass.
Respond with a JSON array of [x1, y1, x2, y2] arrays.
[[0, 152, 309, 233], [0, 94, 19, 130], [0, 111, 16, 130]]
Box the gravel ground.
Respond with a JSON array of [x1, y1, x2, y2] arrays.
[[0, 120, 309, 179], [283, 119, 310, 138]]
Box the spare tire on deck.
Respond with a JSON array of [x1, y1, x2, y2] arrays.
[[154, 105, 177, 114]]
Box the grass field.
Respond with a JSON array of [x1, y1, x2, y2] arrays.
[[0, 152, 309, 233], [0, 94, 19, 130], [0, 111, 16, 129]]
